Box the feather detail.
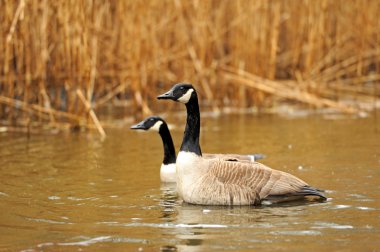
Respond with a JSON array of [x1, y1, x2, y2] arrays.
[[183, 158, 326, 205]]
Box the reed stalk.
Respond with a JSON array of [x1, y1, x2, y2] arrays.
[[0, 0, 379, 135]]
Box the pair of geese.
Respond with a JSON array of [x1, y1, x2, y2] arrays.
[[131, 83, 326, 206]]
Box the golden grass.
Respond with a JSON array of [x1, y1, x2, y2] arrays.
[[0, 0, 379, 135]]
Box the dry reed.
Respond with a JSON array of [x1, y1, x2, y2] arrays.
[[0, 0, 379, 136]]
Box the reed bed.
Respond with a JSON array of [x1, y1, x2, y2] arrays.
[[0, 0, 379, 136]]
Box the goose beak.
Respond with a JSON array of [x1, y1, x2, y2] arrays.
[[157, 89, 175, 100], [130, 122, 146, 130]]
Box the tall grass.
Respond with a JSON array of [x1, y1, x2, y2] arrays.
[[0, 0, 379, 135]]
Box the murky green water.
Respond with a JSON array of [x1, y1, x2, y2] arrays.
[[1, 114, 380, 251]]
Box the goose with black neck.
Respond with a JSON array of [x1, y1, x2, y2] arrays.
[[131, 116, 177, 183], [157, 83, 326, 205], [131, 116, 266, 183]]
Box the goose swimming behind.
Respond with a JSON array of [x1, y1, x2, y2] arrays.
[[157, 83, 326, 205], [131, 116, 266, 183], [131, 116, 177, 183]]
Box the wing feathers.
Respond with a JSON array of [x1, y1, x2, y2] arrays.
[[207, 158, 325, 205]]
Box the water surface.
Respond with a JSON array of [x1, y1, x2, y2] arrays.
[[1, 114, 379, 251]]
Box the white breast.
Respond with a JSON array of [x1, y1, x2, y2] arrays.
[[160, 163, 176, 183], [176, 151, 206, 200]]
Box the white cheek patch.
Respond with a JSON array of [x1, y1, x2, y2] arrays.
[[150, 121, 163, 132], [177, 89, 194, 104]]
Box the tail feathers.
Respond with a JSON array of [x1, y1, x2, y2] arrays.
[[263, 185, 327, 204], [295, 185, 327, 200]]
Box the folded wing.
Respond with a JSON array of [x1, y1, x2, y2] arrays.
[[208, 159, 325, 205]]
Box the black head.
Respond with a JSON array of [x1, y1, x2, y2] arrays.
[[157, 83, 196, 104], [130, 116, 165, 131]]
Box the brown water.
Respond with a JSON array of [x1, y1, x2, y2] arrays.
[[1, 114, 380, 251]]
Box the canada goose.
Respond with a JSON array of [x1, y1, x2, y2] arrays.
[[131, 116, 266, 183], [157, 83, 326, 205], [131, 116, 177, 183]]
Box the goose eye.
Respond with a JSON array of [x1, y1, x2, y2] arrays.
[[180, 86, 185, 90]]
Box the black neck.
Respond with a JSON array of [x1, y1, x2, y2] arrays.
[[179, 93, 202, 156], [158, 123, 177, 165]]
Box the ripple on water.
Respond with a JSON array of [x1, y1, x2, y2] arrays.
[[329, 203, 376, 211], [270, 230, 322, 236], [67, 196, 99, 201], [48, 196, 61, 200], [30, 236, 149, 249], [26, 217, 74, 225], [0, 192, 9, 197], [347, 193, 374, 202], [96, 221, 228, 229], [312, 222, 354, 230], [331, 204, 351, 209], [356, 206, 376, 211], [348, 194, 367, 198]]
